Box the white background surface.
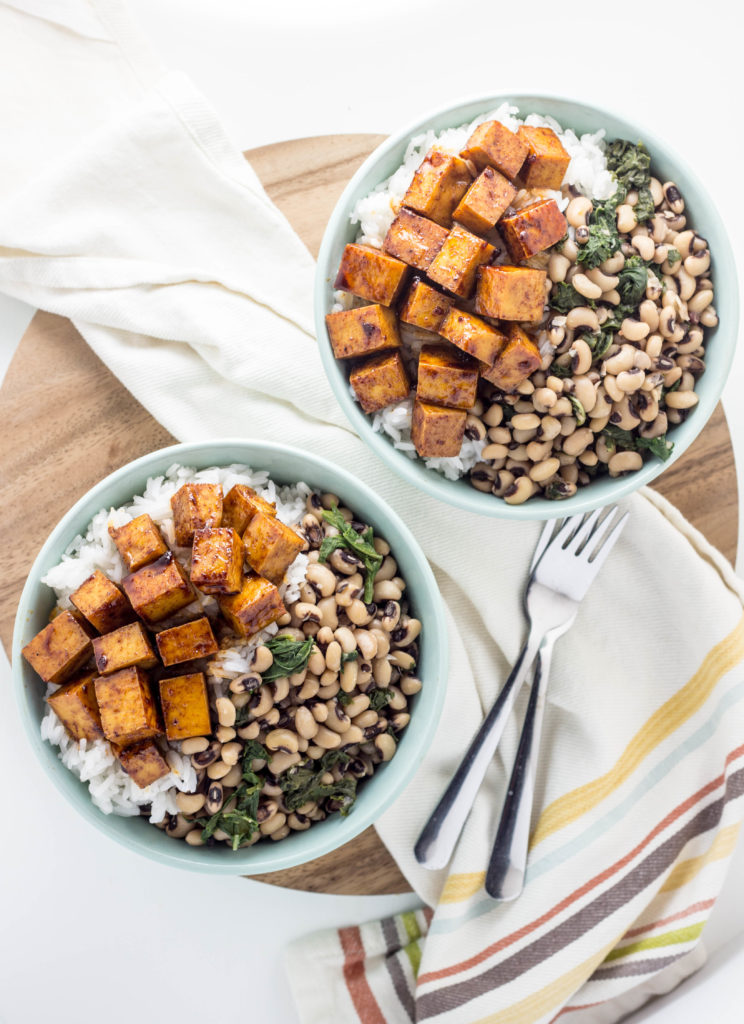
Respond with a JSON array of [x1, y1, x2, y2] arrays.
[[0, 2, 742, 1022]]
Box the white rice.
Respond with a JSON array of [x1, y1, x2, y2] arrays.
[[39, 463, 310, 822]]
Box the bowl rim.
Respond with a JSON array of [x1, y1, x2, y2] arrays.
[[12, 438, 449, 875], [314, 91, 740, 520]]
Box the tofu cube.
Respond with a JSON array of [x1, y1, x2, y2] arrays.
[[46, 670, 104, 742], [461, 120, 529, 180], [22, 610, 93, 685], [516, 126, 570, 189], [427, 224, 495, 298], [121, 552, 195, 624], [417, 345, 479, 410], [402, 148, 472, 226], [399, 278, 454, 334], [475, 266, 547, 322], [334, 244, 409, 306], [453, 167, 517, 234], [482, 324, 542, 392], [382, 209, 449, 272], [411, 400, 466, 457], [109, 514, 168, 572], [158, 672, 211, 741], [92, 621, 158, 676], [217, 574, 286, 638], [114, 740, 170, 788], [349, 351, 411, 414], [155, 617, 219, 667], [439, 308, 506, 366], [325, 304, 401, 360], [500, 199, 567, 262], [94, 666, 161, 744], [243, 513, 304, 584], [222, 484, 276, 536], [190, 527, 244, 595], [70, 570, 134, 634], [170, 483, 223, 547]]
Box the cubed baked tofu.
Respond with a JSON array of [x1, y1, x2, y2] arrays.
[[475, 266, 547, 322], [453, 167, 517, 234], [243, 513, 304, 585], [155, 617, 219, 667], [439, 308, 506, 366], [482, 324, 542, 392], [325, 304, 401, 360], [217, 574, 286, 638], [114, 740, 170, 788], [461, 120, 529, 180], [22, 610, 93, 685], [382, 209, 449, 272], [170, 483, 223, 547], [349, 351, 411, 414], [70, 570, 134, 634], [334, 244, 409, 306], [94, 666, 161, 745], [411, 400, 466, 457], [190, 527, 244, 595], [516, 126, 570, 189], [399, 278, 454, 334], [109, 514, 168, 572], [46, 670, 104, 742], [158, 672, 211, 741], [417, 345, 479, 410], [427, 225, 495, 299], [222, 484, 276, 536], [500, 199, 567, 262], [121, 552, 195, 624], [402, 148, 472, 227], [92, 621, 158, 676]]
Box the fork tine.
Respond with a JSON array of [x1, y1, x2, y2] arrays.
[[586, 510, 629, 571], [530, 518, 563, 571], [563, 506, 608, 554]]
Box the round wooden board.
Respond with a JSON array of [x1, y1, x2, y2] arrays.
[[0, 135, 738, 896]]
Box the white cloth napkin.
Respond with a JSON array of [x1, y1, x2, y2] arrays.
[[3, 4, 744, 1022]]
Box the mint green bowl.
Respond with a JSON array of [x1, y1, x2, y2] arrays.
[[315, 94, 738, 519], [12, 440, 448, 874]]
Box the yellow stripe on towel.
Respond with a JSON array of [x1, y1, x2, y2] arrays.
[[660, 822, 741, 893]]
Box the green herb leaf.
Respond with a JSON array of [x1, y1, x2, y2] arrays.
[[605, 139, 651, 190], [261, 635, 314, 683], [544, 480, 576, 500], [637, 434, 674, 462], [368, 688, 394, 712], [588, 329, 615, 361], [601, 424, 637, 449], [548, 360, 573, 379], [337, 690, 354, 706], [567, 395, 586, 427], [279, 751, 357, 816], [319, 507, 383, 603], [576, 194, 622, 270], [600, 424, 674, 464], [633, 186, 656, 223], [242, 739, 269, 766], [549, 281, 586, 313], [340, 650, 359, 666], [616, 256, 650, 309], [666, 248, 681, 266]]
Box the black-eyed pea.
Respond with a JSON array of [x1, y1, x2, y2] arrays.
[[552, 396, 573, 417], [616, 204, 637, 233], [250, 645, 273, 675], [676, 266, 696, 302], [180, 736, 209, 755], [538, 415, 561, 441], [272, 677, 290, 703], [659, 306, 686, 342], [375, 556, 398, 583], [295, 706, 318, 740], [511, 412, 541, 432], [619, 318, 650, 343], [316, 596, 338, 630], [215, 696, 236, 729], [314, 725, 342, 750], [645, 333, 663, 359], [356, 630, 378, 661], [340, 658, 359, 693], [603, 375, 623, 403], [268, 750, 302, 775], [306, 562, 336, 597], [562, 427, 594, 457], [288, 813, 311, 831], [604, 345, 635, 375], [533, 387, 557, 413], [616, 368, 645, 393], [482, 442, 509, 461], [324, 701, 352, 734], [390, 712, 411, 731], [348, 599, 375, 626], [665, 389, 699, 410], [700, 305, 718, 328], [185, 829, 205, 846], [373, 656, 392, 687], [334, 626, 357, 653], [559, 416, 578, 437], [378, 601, 401, 632], [221, 741, 242, 766], [609, 451, 643, 477], [569, 339, 592, 375], [237, 720, 261, 741], [491, 470, 515, 497], [266, 728, 300, 754], [400, 675, 422, 696], [230, 692, 251, 711], [585, 268, 619, 293], [512, 427, 538, 444], [504, 476, 536, 504], [529, 456, 561, 483], [353, 709, 379, 730], [548, 252, 571, 282], [176, 791, 206, 815], [166, 813, 193, 839], [269, 824, 291, 841], [390, 649, 416, 673], [688, 288, 714, 314], [560, 462, 579, 484], [307, 646, 325, 677], [318, 680, 340, 700], [260, 811, 288, 836], [526, 439, 553, 462], [343, 694, 370, 719], [611, 395, 641, 429], [595, 435, 612, 463], [375, 733, 397, 762], [662, 182, 684, 214], [207, 760, 233, 781], [483, 403, 504, 427], [545, 375, 565, 394], [572, 376, 596, 414], [578, 449, 599, 467], [370, 627, 391, 658], [298, 676, 320, 702], [572, 273, 602, 301], [373, 580, 402, 604], [324, 640, 342, 673], [221, 763, 243, 788], [631, 234, 654, 261], [259, 707, 280, 729], [342, 725, 365, 746]]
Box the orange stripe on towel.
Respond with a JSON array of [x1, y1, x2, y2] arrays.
[[339, 926, 387, 1024]]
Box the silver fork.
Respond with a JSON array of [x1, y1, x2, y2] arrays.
[[414, 506, 628, 873]]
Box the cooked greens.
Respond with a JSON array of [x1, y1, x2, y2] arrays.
[[262, 635, 314, 682], [197, 742, 269, 851], [279, 750, 357, 816], [319, 507, 383, 603], [601, 424, 674, 462]]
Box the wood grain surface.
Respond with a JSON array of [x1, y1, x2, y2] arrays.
[[0, 135, 737, 896]]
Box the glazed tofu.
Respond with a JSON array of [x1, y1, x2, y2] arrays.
[[92, 621, 158, 676], [453, 167, 517, 234], [190, 527, 244, 595], [334, 244, 409, 306], [222, 484, 276, 536], [349, 351, 411, 414], [243, 513, 304, 584], [94, 666, 161, 745], [158, 672, 211, 741], [114, 740, 170, 788], [475, 266, 547, 322], [121, 552, 195, 624], [516, 126, 570, 189], [109, 514, 168, 572], [482, 324, 542, 392], [70, 570, 134, 634], [22, 610, 93, 685], [325, 304, 401, 360], [399, 278, 454, 334], [461, 120, 529, 180], [217, 574, 286, 638], [439, 309, 506, 366], [500, 199, 567, 262], [411, 400, 466, 458], [170, 483, 223, 547], [155, 617, 219, 667], [382, 209, 449, 272], [46, 670, 104, 742], [402, 148, 472, 226], [427, 225, 495, 299], [417, 345, 479, 410]]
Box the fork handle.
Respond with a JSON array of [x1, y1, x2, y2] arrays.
[[414, 631, 541, 871]]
